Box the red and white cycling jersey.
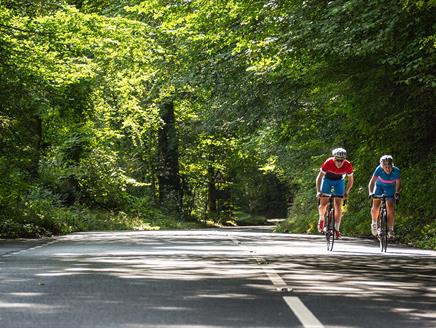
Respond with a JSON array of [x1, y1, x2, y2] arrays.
[[320, 157, 353, 180]]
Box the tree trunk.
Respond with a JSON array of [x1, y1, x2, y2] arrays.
[[29, 115, 42, 180], [207, 165, 217, 213], [157, 101, 182, 209]]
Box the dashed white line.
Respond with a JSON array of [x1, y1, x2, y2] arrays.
[[230, 236, 323, 327], [258, 262, 323, 326], [265, 268, 286, 286], [284, 296, 325, 328], [263, 267, 292, 292]]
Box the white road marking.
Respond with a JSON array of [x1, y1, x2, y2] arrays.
[[253, 256, 293, 291], [230, 238, 240, 245], [231, 235, 323, 326], [265, 269, 286, 286], [264, 268, 292, 291], [1, 240, 58, 257], [284, 296, 324, 328]]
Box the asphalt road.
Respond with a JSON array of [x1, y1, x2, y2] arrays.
[[0, 227, 435, 328]]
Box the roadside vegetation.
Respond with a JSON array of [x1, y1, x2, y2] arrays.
[[0, 1, 434, 249]]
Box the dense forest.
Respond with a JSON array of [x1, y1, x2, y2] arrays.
[[1, 0, 434, 249]]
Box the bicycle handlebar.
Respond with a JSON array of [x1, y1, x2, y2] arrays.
[[317, 193, 346, 206], [319, 193, 344, 198], [370, 193, 399, 204], [370, 194, 387, 199]]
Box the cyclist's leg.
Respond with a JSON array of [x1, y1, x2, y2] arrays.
[[333, 197, 343, 238], [386, 200, 395, 237], [384, 185, 396, 237], [371, 197, 381, 218], [332, 180, 344, 221], [334, 197, 342, 227], [371, 185, 383, 236], [332, 179, 345, 236], [318, 178, 331, 231], [318, 197, 329, 232], [370, 199, 381, 236]]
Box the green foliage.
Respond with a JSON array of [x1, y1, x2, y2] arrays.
[[0, 1, 434, 250], [233, 211, 268, 226], [0, 182, 204, 238]]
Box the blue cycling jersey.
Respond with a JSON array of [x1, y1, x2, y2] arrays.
[[372, 165, 400, 187]]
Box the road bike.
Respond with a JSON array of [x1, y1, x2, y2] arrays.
[[319, 193, 344, 251], [371, 194, 388, 252]]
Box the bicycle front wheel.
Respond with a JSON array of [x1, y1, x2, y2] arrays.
[[326, 209, 335, 251], [379, 210, 388, 252]]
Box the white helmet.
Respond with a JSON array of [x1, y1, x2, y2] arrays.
[[332, 148, 347, 159], [380, 155, 393, 166]]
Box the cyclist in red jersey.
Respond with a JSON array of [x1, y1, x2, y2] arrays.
[[316, 148, 354, 239]]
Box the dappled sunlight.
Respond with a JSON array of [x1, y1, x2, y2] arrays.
[[0, 229, 435, 328], [263, 254, 436, 324], [272, 255, 436, 297], [119, 325, 241, 328], [30, 251, 270, 282], [187, 293, 256, 300], [7, 292, 46, 297], [0, 278, 33, 283], [0, 300, 64, 312]]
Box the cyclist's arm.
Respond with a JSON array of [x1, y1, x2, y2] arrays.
[[368, 175, 377, 195], [345, 174, 354, 197], [316, 170, 325, 195], [395, 178, 401, 193]]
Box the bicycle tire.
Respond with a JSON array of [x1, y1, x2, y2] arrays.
[[324, 209, 330, 250], [380, 209, 388, 252], [326, 208, 335, 251], [377, 213, 382, 251]]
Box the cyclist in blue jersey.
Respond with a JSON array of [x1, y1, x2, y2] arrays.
[[368, 155, 401, 238]]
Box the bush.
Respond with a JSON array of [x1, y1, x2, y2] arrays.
[[233, 211, 268, 226], [0, 181, 206, 238], [275, 187, 318, 234]]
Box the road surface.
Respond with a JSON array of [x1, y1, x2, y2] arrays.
[[0, 227, 435, 327]]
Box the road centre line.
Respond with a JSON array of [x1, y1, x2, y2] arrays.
[[262, 266, 292, 292], [253, 257, 323, 327], [230, 236, 323, 327], [230, 236, 293, 292], [284, 296, 325, 328]]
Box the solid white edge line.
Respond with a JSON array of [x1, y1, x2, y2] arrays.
[[284, 296, 324, 328], [0, 240, 58, 257]]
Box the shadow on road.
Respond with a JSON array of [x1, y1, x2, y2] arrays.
[[0, 230, 435, 328]]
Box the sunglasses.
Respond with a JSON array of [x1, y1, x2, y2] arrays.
[[335, 158, 344, 162]]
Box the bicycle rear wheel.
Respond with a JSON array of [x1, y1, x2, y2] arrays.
[[326, 209, 335, 251], [379, 210, 388, 252]]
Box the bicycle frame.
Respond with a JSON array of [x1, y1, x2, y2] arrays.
[[372, 194, 388, 252], [319, 193, 344, 251]]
